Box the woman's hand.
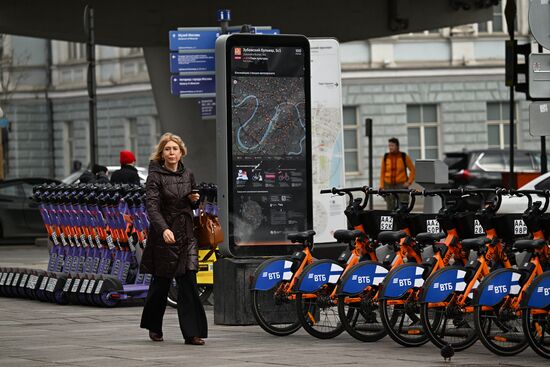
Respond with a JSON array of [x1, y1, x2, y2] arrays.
[[187, 192, 200, 203], [163, 229, 176, 244]]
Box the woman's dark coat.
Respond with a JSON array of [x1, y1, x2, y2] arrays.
[[110, 164, 141, 185], [140, 160, 198, 277]]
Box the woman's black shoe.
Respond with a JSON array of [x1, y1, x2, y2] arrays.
[[149, 331, 164, 342], [184, 336, 205, 345]]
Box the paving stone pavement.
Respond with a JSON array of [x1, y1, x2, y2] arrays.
[[0, 245, 548, 367]]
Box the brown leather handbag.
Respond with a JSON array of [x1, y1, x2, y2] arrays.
[[194, 204, 224, 248]]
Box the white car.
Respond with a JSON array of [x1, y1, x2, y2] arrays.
[[62, 166, 148, 185], [497, 172, 550, 213]]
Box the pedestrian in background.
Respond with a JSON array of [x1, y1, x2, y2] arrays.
[[93, 164, 110, 184], [110, 150, 140, 185], [139, 133, 207, 345], [78, 164, 109, 184], [379, 137, 415, 210]]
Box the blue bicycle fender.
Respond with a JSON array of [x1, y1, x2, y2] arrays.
[[297, 260, 343, 293], [475, 268, 522, 307], [380, 263, 427, 299], [521, 271, 550, 310], [421, 266, 469, 303], [252, 258, 293, 291], [338, 261, 388, 295]]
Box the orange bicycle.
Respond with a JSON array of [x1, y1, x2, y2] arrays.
[[377, 189, 472, 347], [419, 188, 513, 351], [250, 186, 374, 336], [474, 189, 550, 356]]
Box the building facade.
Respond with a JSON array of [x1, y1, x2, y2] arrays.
[[0, 0, 539, 187]]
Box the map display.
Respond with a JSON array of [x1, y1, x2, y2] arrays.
[[309, 39, 346, 243], [229, 45, 311, 248]]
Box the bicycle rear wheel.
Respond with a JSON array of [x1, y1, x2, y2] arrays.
[[296, 287, 345, 339], [474, 303, 529, 356], [522, 308, 550, 359], [251, 280, 301, 336], [420, 300, 478, 351], [337, 292, 386, 342], [380, 293, 430, 347]]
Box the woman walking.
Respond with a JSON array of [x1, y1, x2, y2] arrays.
[[140, 132, 208, 345]]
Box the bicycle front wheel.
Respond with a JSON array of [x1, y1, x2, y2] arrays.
[[474, 303, 528, 356], [522, 308, 550, 359], [337, 293, 386, 342], [379, 294, 430, 347], [420, 300, 478, 351], [297, 289, 345, 339], [251, 281, 301, 336]]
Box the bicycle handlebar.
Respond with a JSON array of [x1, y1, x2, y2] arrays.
[[320, 186, 371, 209], [377, 188, 419, 213]]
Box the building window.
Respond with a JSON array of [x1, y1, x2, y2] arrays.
[[343, 106, 360, 174], [63, 121, 75, 176], [487, 102, 518, 149], [67, 42, 86, 60], [124, 117, 138, 161], [477, 1, 513, 34], [406, 104, 439, 162]]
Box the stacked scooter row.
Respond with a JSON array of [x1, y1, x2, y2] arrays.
[[0, 184, 150, 307], [251, 187, 550, 359]]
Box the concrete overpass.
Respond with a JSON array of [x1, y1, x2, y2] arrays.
[[0, 0, 495, 181]]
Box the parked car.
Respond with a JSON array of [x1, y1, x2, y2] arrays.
[[444, 149, 550, 188], [498, 172, 550, 213], [62, 166, 148, 185], [0, 177, 60, 238]]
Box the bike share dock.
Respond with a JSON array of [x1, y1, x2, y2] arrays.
[[0, 246, 546, 367]]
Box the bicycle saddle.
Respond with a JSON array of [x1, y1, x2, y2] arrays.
[[513, 239, 546, 252], [333, 229, 364, 243], [461, 237, 491, 251], [377, 230, 407, 244], [415, 232, 446, 245], [287, 230, 316, 243]]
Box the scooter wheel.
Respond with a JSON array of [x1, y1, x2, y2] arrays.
[[97, 292, 119, 307], [54, 290, 69, 305]]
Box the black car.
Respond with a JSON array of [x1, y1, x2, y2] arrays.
[[444, 149, 549, 188], [0, 178, 60, 239]]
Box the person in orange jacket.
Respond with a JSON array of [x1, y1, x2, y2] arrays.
[[379, 137, 415, 210]]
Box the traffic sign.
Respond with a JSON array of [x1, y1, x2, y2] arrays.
[[529, 53, 550, 99], [529, 101, 550, 137]]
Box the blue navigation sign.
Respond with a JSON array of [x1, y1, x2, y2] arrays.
[[170, 75, 215, 98], [170, 53, 215, 74], [169, 29, 220, 52], [168, 26, 279, 98], [198, 98, 216, 120]]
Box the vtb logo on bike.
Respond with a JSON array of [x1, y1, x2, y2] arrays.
[[262, 271, 281, 280], [488, 284, 508, 294], [433, 282, 453, 291], [537, 286, 550, 296], [352, 275, 371, 284], [393, 277, 412, 287], [308, 273, 327, 282]]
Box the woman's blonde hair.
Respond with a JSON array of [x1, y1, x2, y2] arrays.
[[150, 132, 188, 163]]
